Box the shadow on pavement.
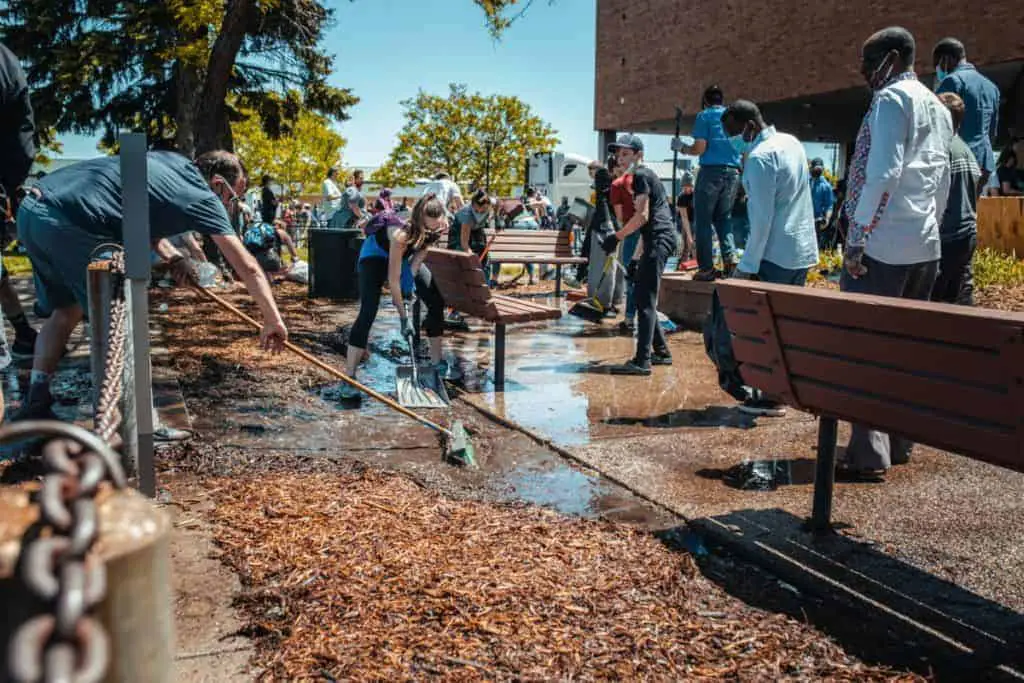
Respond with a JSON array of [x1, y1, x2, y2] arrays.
[[672, 508, 1024, 681], [603, 405, 756, 430]]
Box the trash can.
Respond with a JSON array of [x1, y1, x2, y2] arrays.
[[308, 228, 363, 300]]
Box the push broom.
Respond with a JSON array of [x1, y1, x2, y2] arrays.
[[191, 285, 476, 467]]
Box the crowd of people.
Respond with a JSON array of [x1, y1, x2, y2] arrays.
[[0, 25, 1018, 489]]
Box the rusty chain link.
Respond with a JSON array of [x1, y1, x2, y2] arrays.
[[6, 249, 130, 682]]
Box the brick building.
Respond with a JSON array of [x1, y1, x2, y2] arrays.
[[594, 0, 1024, 165]]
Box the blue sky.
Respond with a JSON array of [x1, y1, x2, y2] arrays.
[[58, 0, 833, 168]]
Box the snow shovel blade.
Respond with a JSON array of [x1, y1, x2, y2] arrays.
[[395, 365, 449, 409]]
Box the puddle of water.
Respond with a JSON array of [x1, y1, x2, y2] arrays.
[[505, 462, 602, 516]]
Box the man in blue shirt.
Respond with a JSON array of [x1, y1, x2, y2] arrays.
[[934, 38, 1001, 190], [672, 85, 741, 281], [808, 157, 835, 248], [15, 150, 289, 420], [721, 100, 819, 416]]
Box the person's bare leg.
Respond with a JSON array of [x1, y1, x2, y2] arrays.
[[428, 337, 442, 365], [0, 279, 26, 318], [0, 278, 36, 353], [15, 304, 82, 420], [344, 344, 364, 378]]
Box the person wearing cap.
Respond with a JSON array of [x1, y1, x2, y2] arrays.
[[808, 157, 835, 248], [373, 187, 395, 215], [721, 100, 819, 416], [672, 85, 741, 281], [602, 134, 677, 375], [934, 38, 1001, 192]]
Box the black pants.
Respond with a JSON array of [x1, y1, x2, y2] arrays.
[[634, 233, 677, 365], [931, 234, 976, 305], [350, 257, 445, 349]]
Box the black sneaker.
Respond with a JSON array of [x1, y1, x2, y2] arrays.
[[617, 321, 635, 336], [608, 359, 651, 376], [693, 269, 717, 282], [10, 389, 59, 422], [738, 397, 786, 417], [651, 350, 673, 366]]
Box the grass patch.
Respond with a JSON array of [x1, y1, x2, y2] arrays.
[[972, 248, 1024, 290]]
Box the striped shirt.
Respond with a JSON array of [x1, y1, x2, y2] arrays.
[[940, 135, 980, 242]]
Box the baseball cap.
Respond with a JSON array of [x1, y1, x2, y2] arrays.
[[810, 157, 825, 169], [607, 133, 644, 153]]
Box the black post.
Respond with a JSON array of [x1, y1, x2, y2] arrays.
[[671, 106, 683, 209], [810, 417, 839, 532], [494, 323, 506, 390], [555, 268, 562, 298]]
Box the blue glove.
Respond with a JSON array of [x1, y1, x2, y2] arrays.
[[601, 232, 620, 254]]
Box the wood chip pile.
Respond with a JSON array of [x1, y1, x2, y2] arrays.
[[208, 471, 918, 681]]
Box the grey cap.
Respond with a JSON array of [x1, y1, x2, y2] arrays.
[[607, 133, 644, 153]]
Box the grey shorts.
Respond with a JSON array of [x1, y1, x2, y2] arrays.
[[17, 194, 111, 315]]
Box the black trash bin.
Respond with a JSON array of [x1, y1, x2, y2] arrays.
[[308, 228, 364, 300]]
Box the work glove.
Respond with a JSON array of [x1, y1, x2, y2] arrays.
[[167, 255, 197, 287], [601, 232, 620, 254], [400, 316, 414, 340], [626, 260, 639, 282], [843, 244, 867, 279], [670, 137, 685, 153]]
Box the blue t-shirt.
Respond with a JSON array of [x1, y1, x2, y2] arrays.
[[692, 105, 741, 168], [35, 151, 235, 241]]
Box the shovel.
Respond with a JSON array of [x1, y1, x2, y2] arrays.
[[395, 300, 449, 409]]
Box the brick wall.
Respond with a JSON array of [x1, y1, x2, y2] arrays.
[[595, 0, 1024, 134]]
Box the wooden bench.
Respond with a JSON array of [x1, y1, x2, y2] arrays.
[[659, 275, 715, 330], [487, 229, 586, 297], [716, 280, 1024, 532], [424, 248, 562, 388]]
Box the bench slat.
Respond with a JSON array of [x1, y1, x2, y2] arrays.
[[718, 280, 1024, 349], [775, 318, 1005, 387], [794, 380, 1021, 471], [489, 257, 586, 265]]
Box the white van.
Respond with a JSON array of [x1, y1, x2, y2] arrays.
[[526, 152, 594, 208]]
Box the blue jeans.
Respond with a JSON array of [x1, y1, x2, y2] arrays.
[[694, 166, 740, 271], [622, 232, 641, 321], [757, 260, 809, 286]]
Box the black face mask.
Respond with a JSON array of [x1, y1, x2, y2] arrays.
[[811, 168, 823, 178]]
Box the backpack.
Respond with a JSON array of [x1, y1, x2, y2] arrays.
[[243, 222, 276, 252]]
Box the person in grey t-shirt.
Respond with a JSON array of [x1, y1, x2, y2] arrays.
[[931, 92, 980, 305], [331, 169, 367, 229]]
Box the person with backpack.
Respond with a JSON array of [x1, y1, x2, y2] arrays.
[[337, 194, 447, 401], [243, 219, 297, 275]]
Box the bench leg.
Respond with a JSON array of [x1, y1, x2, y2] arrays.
[[810, 416, 838, 533], [555, 268, 562, 298], [494, 323, 506, 390]]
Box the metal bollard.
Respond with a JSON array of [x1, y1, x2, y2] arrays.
[[0, 486, 174, 682]]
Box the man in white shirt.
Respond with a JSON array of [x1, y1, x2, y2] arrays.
[[839, 26, 953, 479], [422, 172, 464, 215], [320, 167, 343, 227], [720, 100, 819, 416]]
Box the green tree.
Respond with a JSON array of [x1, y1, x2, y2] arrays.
[[0, 0, 356, 155], [233, 93, 346, 194], [373, 84, 558, 196], [0, 0, 543, 157]]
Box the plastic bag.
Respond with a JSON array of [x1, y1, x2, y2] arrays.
[[286, 259, 310, 284]]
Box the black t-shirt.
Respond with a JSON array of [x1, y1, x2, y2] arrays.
[[675, 192, 694, 223], [632, 165, 675, 242], [997, 165, 1023, 194], [0, 42, 35, 196], [260, 186, 277, 224]]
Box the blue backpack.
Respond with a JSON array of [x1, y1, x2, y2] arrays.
[[243, 222, 276, 251]]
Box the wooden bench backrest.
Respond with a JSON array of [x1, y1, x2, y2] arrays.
[[716, 280, 1024, 472], [423, 248, 497, 321], [489, 229, 574, 259]]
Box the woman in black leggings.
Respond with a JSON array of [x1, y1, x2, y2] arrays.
[[339, 194, 447, 400]]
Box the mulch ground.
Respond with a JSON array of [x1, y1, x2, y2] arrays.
[[207, 471, 919, 682]]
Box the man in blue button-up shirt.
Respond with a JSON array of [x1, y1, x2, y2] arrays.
[[808, 158, 835, 247], [719, 100, 818, 417], [672, 85, 741, 281], [934, 38, 1001, 190]]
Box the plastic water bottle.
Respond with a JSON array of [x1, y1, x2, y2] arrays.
[[711, 236, 723, 272], [196, 262, 219, 288]]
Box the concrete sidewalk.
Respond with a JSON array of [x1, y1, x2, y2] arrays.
[[446, 296, 1024, 676]]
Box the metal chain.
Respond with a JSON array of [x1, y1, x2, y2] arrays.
[[6, 249, 130, 683]]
